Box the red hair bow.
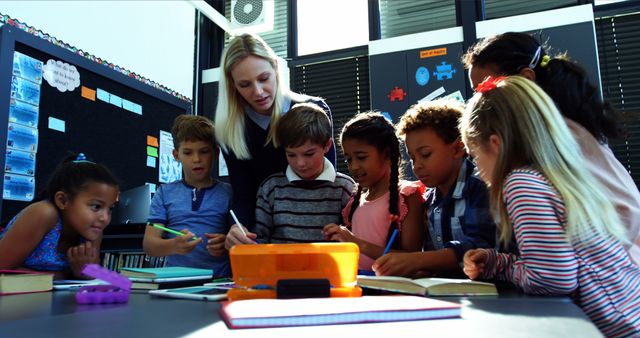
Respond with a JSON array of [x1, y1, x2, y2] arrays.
[[476, 76, 506, 93]]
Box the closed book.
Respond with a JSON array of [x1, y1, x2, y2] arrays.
[[220, 295, 461, 329], [357, 276, 497, 297], [120, 266, 213, 279], [0, 270, 54, 295]]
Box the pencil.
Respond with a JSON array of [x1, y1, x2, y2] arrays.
[[382, 229, 399, 255], [148, 223, 198, 241], [229, 209, 248, 237]]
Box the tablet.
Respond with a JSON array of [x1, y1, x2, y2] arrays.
[[149, 286, 228, 301]]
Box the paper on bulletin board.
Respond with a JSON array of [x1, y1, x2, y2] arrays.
[[7, 122, 38, 152], [48, 117, 65, 133], [147, 136, 158, 147], [3, 173, 35, 202], [109, 94, 123, 108], [42, 60, 80, 92], [147, 146, 158, 158], [9, 98, 39, 127], [13, 51, 43, 85], [81, 86, 96, 101], [158, 130, 182, 183], [96, 88, 110, 102], [147, 155, 156, 168]]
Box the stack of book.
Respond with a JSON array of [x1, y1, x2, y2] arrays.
[[120, 267, 214, 290]]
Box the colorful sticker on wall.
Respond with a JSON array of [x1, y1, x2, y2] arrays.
[[147, 136, 159, 147], [47, 117, 65, 133], [433, 61, 456, 81], [443, 90, 465, 103], [147, 146, 158, 158], [387, 86, 407, 102], [42, 59, 80, 92], [146, 155, 157, 168], [109, 94, 123, 108], [96, 88, 110, 102], [420, 47, 447, 59], [415, 66, 429, 86], [13, 51, 43, 84], [81, 86, 96, 101]]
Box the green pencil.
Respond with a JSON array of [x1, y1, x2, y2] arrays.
[[148, 223, 198, 241]]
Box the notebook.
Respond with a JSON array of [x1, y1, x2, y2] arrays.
[[0, 270, 54, 295], [120, 267, 213, 279], [219, 295, 461, 329], [357, 276, 498, 297], [110, 184, 151, 225]]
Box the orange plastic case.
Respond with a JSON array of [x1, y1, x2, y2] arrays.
[[228, 243, 362, 301]]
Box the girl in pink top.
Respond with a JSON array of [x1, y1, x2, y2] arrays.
[[323, 112, 424, 271]]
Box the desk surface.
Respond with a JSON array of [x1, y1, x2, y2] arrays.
[[0, 289, 602, 337]]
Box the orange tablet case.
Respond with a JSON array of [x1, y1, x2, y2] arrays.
[[228, 243, 362, 301]]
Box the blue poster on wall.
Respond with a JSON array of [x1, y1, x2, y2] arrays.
[[11, 76, 41, 106], [13, 51, 43, 85], [3, 173, 35, 202], [5, 149, 36, 176], [9, 98, 39, 127], [6, 122, 38, 153]]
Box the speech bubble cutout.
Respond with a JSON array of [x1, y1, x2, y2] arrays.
[[43, 60, 80, 92]]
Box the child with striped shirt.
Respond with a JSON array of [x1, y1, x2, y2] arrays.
[[461, 76, 640, 338], [225, 103, 354, 245]]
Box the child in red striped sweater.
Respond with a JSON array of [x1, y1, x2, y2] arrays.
[[460, 76, 639, 338]]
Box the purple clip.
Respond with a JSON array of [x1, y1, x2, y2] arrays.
[[75, 264, 132, 304]]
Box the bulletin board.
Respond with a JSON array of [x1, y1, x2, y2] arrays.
[[0, 25, 191, 221]]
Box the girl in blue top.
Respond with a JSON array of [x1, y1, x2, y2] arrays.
[[0, 153, 119, 279]]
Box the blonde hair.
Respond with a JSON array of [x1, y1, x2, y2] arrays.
[[460, 76, 627, 245], [215, 33, 309, 159]]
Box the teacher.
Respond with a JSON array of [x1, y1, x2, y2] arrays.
[[215, 33, 336, 247]]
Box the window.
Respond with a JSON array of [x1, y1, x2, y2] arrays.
[[484, 0, 577, 20], [296, 0, 369, 56], [596, 12, 640, 187], [379, 0, 456, 39], [292, 56, 371, 174]]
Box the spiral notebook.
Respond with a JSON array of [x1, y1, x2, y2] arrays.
[[220, 295, 461, 329]]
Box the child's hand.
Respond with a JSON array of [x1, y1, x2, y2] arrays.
[[463, 249, 488, 280], [322, 223, 355, 242], [205, 233, 227, 256], [67, 241, 98, 278], [372, 252, 419, 277], [171, 229, 202, 255], [224, 224, 257, 250]]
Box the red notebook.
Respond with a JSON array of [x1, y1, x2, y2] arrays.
[[0, 270, 54, 295], [220, 295, 461, 329]]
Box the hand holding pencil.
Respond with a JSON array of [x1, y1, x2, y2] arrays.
[[224, 210, 257, 250]]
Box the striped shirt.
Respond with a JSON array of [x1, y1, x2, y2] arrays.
[[481, 168, 640, 337], [254, 162, 355, 243]]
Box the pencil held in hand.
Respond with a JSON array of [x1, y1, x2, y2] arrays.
[[148, 223, 198, 241], [229, 210, 248, 237]]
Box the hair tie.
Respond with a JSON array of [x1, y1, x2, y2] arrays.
[[73, 153, 93, 164], [539, 55, 551, 68], [527, 46, 542, 69], [476, 76, 506, 94]]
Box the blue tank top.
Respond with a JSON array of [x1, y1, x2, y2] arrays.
[[0, 214, 68, 271]]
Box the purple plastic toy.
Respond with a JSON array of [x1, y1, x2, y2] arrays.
[[75, 264, 132, 304]]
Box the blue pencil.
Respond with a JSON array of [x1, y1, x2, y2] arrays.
[[382, 229, 399, 255]]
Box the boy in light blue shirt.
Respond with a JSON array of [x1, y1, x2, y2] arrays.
[[144, 115, 232, 277]]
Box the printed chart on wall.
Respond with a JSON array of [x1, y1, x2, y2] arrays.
[[4, 52, 42, 201], [158, 130, 182, 184], [369, 42, 466, 122]]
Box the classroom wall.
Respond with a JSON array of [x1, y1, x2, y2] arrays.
[[0, 0, 195, 99]]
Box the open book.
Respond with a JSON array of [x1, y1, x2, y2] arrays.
[[358, 276, 497, 296]]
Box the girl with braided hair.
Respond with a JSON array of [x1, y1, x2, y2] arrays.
[[323, 112, 424, 273]]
